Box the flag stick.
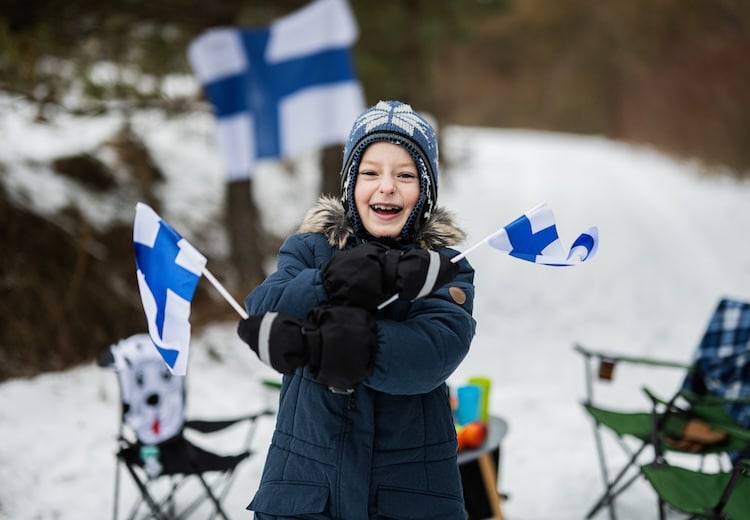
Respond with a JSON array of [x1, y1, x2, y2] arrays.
[[378, 239, 487, 309], [201, 267, 249, 319], [450, 238, 489, 263], [377, 293, 399, 310], [453, 202, 551, 263]]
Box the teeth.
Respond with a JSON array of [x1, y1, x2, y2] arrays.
[[372, 205, 401, 212]]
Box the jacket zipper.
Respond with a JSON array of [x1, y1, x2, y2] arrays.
[[333, 388, 354, 518]]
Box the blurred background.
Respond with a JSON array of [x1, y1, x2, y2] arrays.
[[2, 0, 749, 381]]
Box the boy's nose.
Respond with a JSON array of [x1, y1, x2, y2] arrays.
[[379, 175, 395, 193]]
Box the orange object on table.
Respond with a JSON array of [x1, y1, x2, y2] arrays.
[[457, 420, 488, 452]]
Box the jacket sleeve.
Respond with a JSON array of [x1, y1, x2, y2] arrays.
[[243, 233, 330, 320], [365, 252, 476, 395]]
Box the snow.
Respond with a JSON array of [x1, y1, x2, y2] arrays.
[[1, 93, 749, 519]]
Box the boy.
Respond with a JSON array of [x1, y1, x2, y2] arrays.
[[238, 100, 476, 519]]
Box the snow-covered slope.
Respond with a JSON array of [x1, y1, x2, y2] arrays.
[[1, 99, 749, 519]]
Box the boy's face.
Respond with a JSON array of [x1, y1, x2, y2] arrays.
[[354, 141, 420, 239]]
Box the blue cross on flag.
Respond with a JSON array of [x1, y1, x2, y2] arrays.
[[187, 0, 365, 180], [485, 202, 598, 266], [133, 203, 207, 375]]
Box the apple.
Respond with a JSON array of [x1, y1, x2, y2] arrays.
[[461, 421, 488, 450]]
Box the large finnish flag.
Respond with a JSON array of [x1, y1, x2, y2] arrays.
[[485, 202, 598, 266], [188, 0, 365, 180], [133, 203, 207, 375]]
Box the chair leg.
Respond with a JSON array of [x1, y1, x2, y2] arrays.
[[113, 458, 121, 520], [122, 462, 170, 520], [580, 352, 617, 520], [590, 423, 617, 520], [197, 473, 230, 520], [657, 495, 666, 520], [586, 442, 648, 519], [706, 461, 745, 520]]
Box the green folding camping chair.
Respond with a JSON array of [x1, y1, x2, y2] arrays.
[[641, 459, 750, 519], [637, 387, 750, 519], [575, 298, 750, 520]]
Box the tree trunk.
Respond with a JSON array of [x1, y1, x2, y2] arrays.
[[225, 178, 266, 294], [321, 143, 343, 198]]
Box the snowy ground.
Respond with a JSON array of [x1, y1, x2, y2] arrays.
[[1, 97, 749, 519]]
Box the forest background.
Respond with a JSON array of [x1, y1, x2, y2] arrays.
[[1, 0, 748, 380]]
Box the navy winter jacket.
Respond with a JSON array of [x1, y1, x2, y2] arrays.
[[244, 197, 476, 519]]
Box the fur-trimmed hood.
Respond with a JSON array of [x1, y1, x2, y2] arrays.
[[297, 195, 466, 250]]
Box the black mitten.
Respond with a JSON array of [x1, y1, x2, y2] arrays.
[[237, 307, 377, 389], [395, 249, 459, 301], [306, 306, 377, 390], [237, 313, 310, 374], [321, 242, 388, 310]]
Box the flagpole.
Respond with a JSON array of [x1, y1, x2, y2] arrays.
[[453, 202, 552, 263], [201, 267, 249, 319], [450, 238, 490, 263], [378, 237, 489, 308]]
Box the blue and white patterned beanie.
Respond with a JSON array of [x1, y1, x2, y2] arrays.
[[340, 100, 439, 242]]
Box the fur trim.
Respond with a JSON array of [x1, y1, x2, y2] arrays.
[[297, 196, 466, 250], [297, 196, 353, 250]]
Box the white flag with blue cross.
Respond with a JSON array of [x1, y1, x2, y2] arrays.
[[187, 0, 365, 180], [133, 203, 207, 375], [486, 202, 598, 266], [452, 202, 598, 266]]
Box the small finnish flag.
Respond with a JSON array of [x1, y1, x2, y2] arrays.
[[485, 202, 598, 266], [133, 203, 207, 375]]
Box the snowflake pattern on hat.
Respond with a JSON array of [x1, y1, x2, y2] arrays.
[[353, 102, 435, 147]]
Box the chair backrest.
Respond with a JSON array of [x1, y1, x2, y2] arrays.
[[104, 334, 186, 445], [682, 298, 750, 429]]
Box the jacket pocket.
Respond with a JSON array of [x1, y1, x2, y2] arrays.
[[248, 480, 329, 517], [376, 486, 465, 519]]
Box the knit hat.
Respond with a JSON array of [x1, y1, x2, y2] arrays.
[[340, 100, 439, 242]]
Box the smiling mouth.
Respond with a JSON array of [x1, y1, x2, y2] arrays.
[[371, 204, 402, 215]]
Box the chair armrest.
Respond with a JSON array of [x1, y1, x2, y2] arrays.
[[641, 387, 679, 407], [185, 410, 274, 434], [574, 343, 691, 370], [641, 387, 750, 446]]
